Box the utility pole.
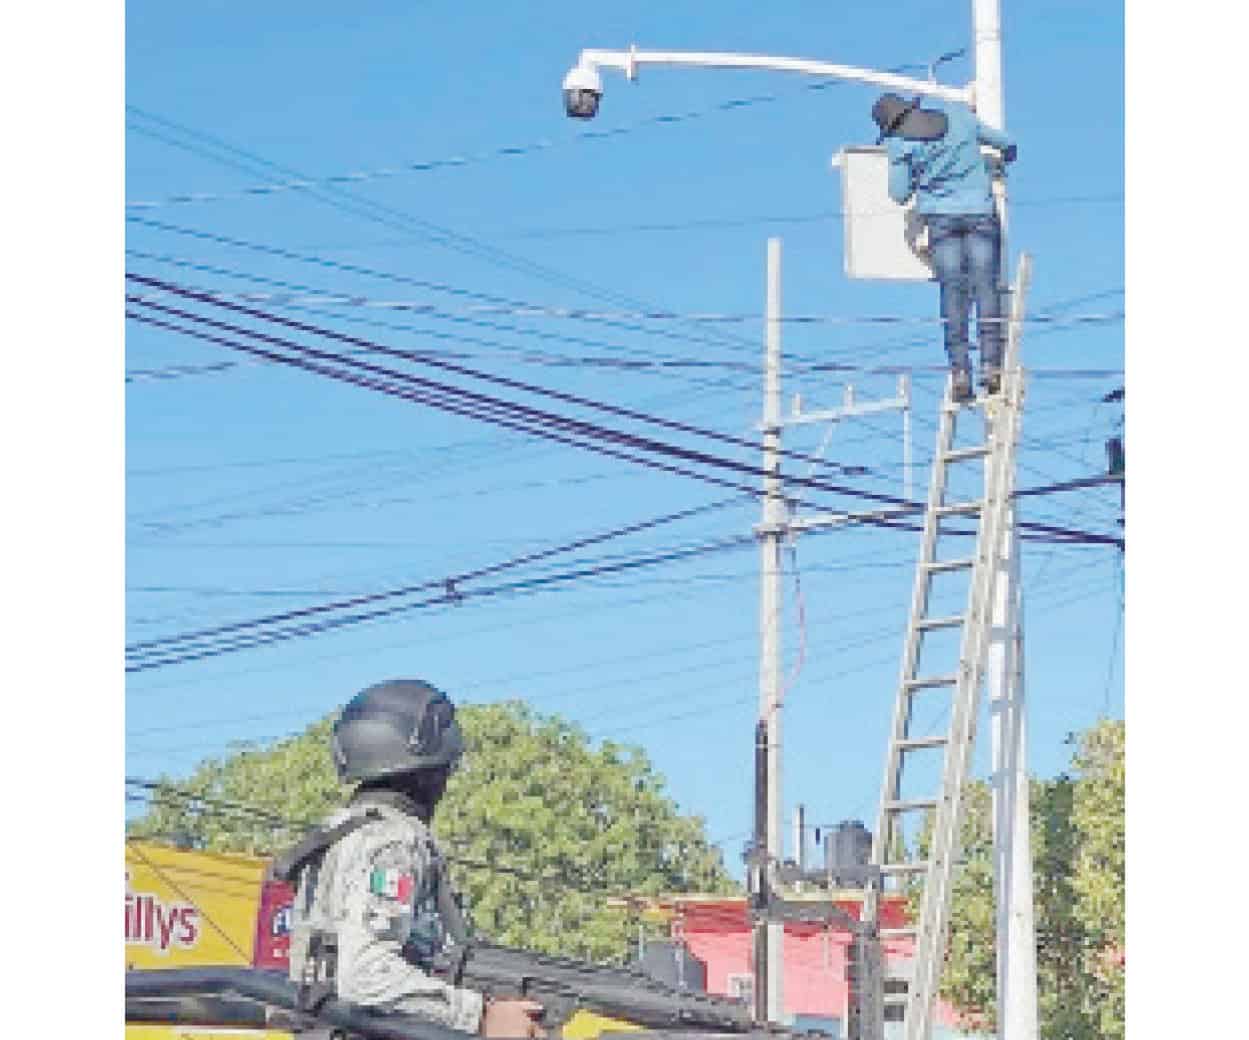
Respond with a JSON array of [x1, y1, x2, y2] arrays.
[[793, 803, 806, 874], [759, 236, 785, 1026], [989, 532, 1037, 1040], [751, 720, 770, 1024], [975, 1, 1039, 1037]]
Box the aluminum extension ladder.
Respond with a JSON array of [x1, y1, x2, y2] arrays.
[[860, 255, 1033, 1040]]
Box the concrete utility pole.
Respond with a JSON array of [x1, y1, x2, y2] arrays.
[[758, 237, 785, 1026], [974, 2, 1039, 1038], [989, 531, 1037, 1040]]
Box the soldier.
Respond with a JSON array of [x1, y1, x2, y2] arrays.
[[275, 679, 545, 1038], [872, 93, 1017, 402]]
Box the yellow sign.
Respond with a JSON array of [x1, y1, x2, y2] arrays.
[[562, 1010, 642, 1039], [125, 841, 268, 969], [124, 843, 647, 1040]]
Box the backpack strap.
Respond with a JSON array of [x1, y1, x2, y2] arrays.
[[429, 844, 474, 985], [268, 808, 384, 883]]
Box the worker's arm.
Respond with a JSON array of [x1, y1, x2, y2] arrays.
[[977, 120, 1017, 163], [884, 139, 915, 204]]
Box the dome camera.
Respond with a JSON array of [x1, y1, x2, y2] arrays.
[[562, 63, 602, 119]]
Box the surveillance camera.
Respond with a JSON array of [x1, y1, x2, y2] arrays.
[[562, 63, 602, 119]]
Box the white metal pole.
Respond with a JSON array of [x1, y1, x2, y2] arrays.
[[972, 0, 1005, 129], [988, 516, 1038, 1040], [1002, 533, 1037, 1038], [974, 0, 1010, 248], [760, 237, 785, 1026], [975, 3, 1037, 1037]]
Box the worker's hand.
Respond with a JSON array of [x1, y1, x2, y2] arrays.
[[481, 999, 547, 1039]]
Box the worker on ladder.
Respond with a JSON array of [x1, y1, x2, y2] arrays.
[[871, 93, 1017, 403]]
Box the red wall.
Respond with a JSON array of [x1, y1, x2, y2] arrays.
[[675, 898, 961, 1028]]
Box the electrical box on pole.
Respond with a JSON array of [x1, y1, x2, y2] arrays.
[[836, 147, 936, 282]]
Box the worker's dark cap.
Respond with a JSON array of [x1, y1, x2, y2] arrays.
[[871, 93, 949, 144]]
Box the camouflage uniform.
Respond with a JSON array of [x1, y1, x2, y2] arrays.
[[290, 790, 484, 1032]]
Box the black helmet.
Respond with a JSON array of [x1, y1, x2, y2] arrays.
[[330, 679, 465, 783]]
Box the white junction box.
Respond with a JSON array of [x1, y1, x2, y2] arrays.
[[837, 145, 935, 282]]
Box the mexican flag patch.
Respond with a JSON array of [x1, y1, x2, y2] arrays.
[[368, 868, 414, 901]]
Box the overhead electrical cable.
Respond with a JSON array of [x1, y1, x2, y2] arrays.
[[123, 113, 771, 364], [124, 535, 755, 672], [126, 482, 1119, 673], [126, 248, 761, 392], [124, 64, 941, 211], [125, 304, 815, 524], [124, 302, 1119, 559], [125, 274, 1124, 550], [128, 214, 1122, 387], [127, 217, 748, 362], [126, 253, 1121, 329], [127, 494, 745, 655], [129, 273, 865, 477]]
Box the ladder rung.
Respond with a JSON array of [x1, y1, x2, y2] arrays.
[[917, 614, 965, 632], [884, 798, 938, 814], [880, 862, 928, 874], [896, 735, 949, 751], [904, 674, 958, 691], [881, 926, 917, 939], [923, 557, 975, 574], [941, 444, 990, 463], [934, 499, 984, 518]]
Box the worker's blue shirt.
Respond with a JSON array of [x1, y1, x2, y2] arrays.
[[885, 102, 1013, 216]]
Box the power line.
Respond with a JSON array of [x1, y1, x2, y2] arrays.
[[123, 113, 770, 364], [124, 65, 939, 213], [127, 492, 744, 655], [127, 490, 1117, 672], [128, 274, 880, 480], [127, 567, 917, 740], [124, 299, 1124, 664], [125, 218, 751, 366], [126, 248, 762, 392], [127, 262, 1122, 329], [125, 534, 756, 672], [125, 275, 1123, 548], [127, 215, 1123, 397]]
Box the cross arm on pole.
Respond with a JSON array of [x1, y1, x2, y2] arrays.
[[572, 46, 973, 105]]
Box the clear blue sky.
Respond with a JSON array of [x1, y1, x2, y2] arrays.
[[124, 0, 1124, 875]]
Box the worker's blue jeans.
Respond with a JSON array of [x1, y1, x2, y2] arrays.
[[927, 214, 1003, 375]]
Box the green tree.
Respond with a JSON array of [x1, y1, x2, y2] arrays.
[[1069, 719, 1125, 1040], [931, 720, 1124, 1038], [932, 782, 995, 1032], [129, 701, 738, 960]]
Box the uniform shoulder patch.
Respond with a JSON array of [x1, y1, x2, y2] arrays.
[[368, 866, 415, 901]]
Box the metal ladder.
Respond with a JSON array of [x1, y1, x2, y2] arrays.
[[861, 255, 1032, 1040]]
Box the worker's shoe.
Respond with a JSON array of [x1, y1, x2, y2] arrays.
[[951, 367, 974, 404], [981, 366, 1002, 396]]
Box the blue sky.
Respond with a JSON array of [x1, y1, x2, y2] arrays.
[[123, 1, 1124, 875]]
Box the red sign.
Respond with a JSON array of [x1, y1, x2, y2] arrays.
[[252, 878, 294, 970]]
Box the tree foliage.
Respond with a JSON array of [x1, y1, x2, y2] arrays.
[[935, 719, 1125, 1039], [1069, 719, 1125, 1039], [129, 701, 738, 961]]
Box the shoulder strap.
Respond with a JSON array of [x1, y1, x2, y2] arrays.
[[268, 808, 383, 883], [429, 846, 474, 984]]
